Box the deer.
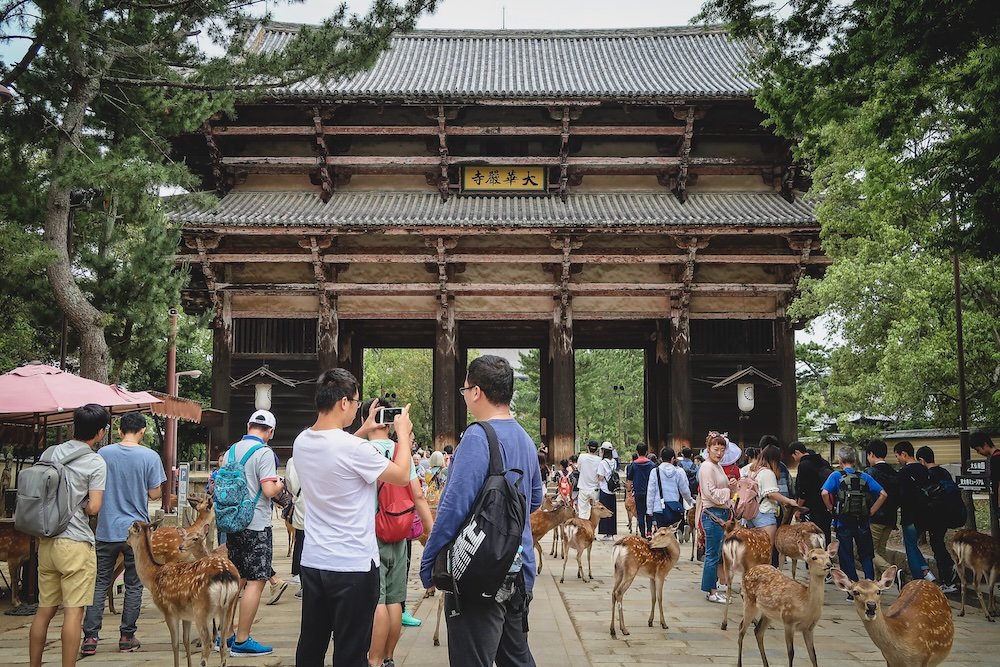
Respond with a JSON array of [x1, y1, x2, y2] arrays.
[[610, 526, 681, 638], [832, 565, 954, 667], [108, 495, 215, 613], [949, 528, 1000, 621], [704, 509, 774, 631], [560, 499, 614, 583], [737, 541, 838, 667], [0, 524, 30, 607], [773, 507, 825, 581], [530, 499, 575, 574], [624, 491, 637, 533], [127, 521, 240, 667]]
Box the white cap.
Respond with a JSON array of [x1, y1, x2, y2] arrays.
[[247, 410, 276, 430], [600, 441, 614, 451]]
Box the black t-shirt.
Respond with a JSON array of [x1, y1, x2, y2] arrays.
[[897, 462, 930, 525], [991, 452, 1000, 498], [796, 454, 833, 517]]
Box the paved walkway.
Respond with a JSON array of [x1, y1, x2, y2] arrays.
[[2, 504, 999, 665]]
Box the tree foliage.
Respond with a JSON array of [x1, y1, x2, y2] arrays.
[[0, 0, 438, 381], [700, 1, 1000, 431], [364, 348, 434, 448]]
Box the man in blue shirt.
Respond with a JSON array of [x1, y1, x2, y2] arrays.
[[821, 445, 888, 583], [626, 444, 656, 537], [82, 412, 165, 656], [420, 355, 544, 667]]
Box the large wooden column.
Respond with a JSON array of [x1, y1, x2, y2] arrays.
[[209, 296, 232, 456], [645, 320, 671, 453], [433, 297, 459, 451], [338, 328, 363, 395], [305, 236, 338, 372], [455, 344, 469, 437], [669, 313, 692, 451], [548, 301, 576, 463], [775, 318, 798, 446]]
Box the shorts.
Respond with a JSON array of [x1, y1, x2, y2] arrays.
[[748, 512, 778, 528], [227, 527, 273, 581], [38, 538, 96, 608], [377, 539, 408, 605]]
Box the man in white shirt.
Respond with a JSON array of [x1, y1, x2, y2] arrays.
[[292, 368, 414, 667], [575, 440, 602, 519]]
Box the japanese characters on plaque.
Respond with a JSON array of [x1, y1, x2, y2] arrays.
[[461, 166, 546, 192]]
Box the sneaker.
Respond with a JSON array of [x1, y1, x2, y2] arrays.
[[213, 635, 235, 653], [295, 588, 303, 599], [267, 579, 289, 605], [81, 636, 98, 657], [289, 575, 300, 585], [716, 583, 729, 593], [923, 571, 937, 583], [940, 583, 958, 594], [383, 660, 396, 667], [118, 635, 140, 653], [707, 592, 728, 604], [401, 611, 422, 627], [599, 535, 614, 542], [230, 636, 273, 656]]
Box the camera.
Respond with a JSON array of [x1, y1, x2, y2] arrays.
[[375, 406, 404, 425]]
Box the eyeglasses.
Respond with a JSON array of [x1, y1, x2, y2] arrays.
[[458, 385, 477, 395], [346, 397, 362, 405]]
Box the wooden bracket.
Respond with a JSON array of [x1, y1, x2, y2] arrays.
[[437, 105, 450, 202], [194, 236, 223, 323], [673, 106, 696, 203], [201, 121, 229, 196], [312, 107, 335, 202], [558, 106, 571, 201]]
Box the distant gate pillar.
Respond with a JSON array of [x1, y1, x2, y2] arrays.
[[775, 318, 798, 447], [669, 312, 693, 451], [548, 300, 576, 463], [433, 296, 459, 451]]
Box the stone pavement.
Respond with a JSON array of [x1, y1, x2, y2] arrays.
[[1, 503, 999, 666]]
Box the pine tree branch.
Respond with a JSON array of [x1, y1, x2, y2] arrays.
[[1, 38, 40, 86]]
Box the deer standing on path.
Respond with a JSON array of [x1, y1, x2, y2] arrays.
[[624, 491, 637, 533], [531, 499, 575, 574], [773, 507, 825, 581], [0, 524, 30, 607], [610, 527, 681, 638], [705, 510, 774, 631], [560, 500, 614, 583], [949, 528, 1000, 621], [127, 521, 240, 667], [832, 565, 954, 667], [737, 541, 838, 667]]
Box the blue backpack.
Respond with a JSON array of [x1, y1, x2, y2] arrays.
[[214, 443, 265, 534]]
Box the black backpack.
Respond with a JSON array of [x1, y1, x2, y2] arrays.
[[685, 467, 699, 496], [921, 468, 967, 529], [432, 422, 527, 602], [836, 470, 871, 521]]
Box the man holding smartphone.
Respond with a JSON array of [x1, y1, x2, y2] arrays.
[[292, 369, 415, 667]]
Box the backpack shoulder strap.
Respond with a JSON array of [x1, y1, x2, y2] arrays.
[[238, 443, 266, 466], [656, 467, 665, 502], [473, 421, 504, 477], [53, 445, 95, 468]]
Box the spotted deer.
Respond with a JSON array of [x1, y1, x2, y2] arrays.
[[704, 510, 774, 631], [0, 524, 30, 607], [531, 498, 575, 574], [127, 521, 239, 667], [832, 565, 954, 667], [624, 491, 637, 533], [773, 507, 825, 581], [737, 541, 838, 667], [610, 526, 681, 638], [949, 528, 1000, 621], [560, 500, 614, 583], [108, 496, 215, 613]]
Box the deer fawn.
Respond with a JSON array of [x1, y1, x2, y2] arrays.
[[127, 521, 240, 667], [832, 565, 954, 667], [560, 500, 614, 583], [737, 541, 838, 667], [773, 507, 825, 581], [624, 491, 637, 533], [531, 499, 575, 574], [610, 526, 681, 638], [949, 528, 1000, 621], [705, 510, 774, 631], [0, 524, 30, 607]]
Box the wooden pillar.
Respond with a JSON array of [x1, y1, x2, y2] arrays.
[[549, 303, 576, 463], [455, 344, 469, 437], [317, 294, 339, 372], [669, 314, 692, 451], [338, 327, 363, 395], [209, 297, 232, 457], [539, 336, 553, 455], [645, 320, 671, 453], [775, 318, 798, 446], [433, 297, 458, 451]]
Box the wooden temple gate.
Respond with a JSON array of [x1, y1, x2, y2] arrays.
[[173, 24, 828, 462]]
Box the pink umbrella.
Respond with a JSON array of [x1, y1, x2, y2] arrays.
[[0, 363, 161, 426]]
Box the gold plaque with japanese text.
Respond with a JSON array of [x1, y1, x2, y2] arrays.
[[461, 167, 547, 192]]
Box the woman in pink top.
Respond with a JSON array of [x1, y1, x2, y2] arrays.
[[698, 433, 736, 603]]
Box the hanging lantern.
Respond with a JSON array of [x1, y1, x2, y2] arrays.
[[737, 382, 755, 412], [254, 383, 273, 410]]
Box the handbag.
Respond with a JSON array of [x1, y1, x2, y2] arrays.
[[655, 468, 683, 527], [408, 512, 424, 541]]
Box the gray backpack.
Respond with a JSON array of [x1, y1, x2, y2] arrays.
[[14, 446, 93, 538]]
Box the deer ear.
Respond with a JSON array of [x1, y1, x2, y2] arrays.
[[798, 540, 810, 557], [878, 566, 897, 590], [827, 541, 839, 557], [830, 568, 852, 592]]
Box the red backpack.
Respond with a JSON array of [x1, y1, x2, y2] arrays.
[[557, 472, 572, 500], [375, 481, 416, 543]]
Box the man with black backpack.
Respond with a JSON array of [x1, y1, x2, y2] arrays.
[[894, 440, 937, 586], [821, 446, 888, 583], [420, 355, 544, 667], [916, 446, 960, 593], [864, 440, 899, 572], [790, 442, 835, 545], [24, 404, 107, 667]]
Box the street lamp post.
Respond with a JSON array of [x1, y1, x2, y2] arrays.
[[612, 384, 626, 447]]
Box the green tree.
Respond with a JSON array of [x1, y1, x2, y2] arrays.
[[513, 348, 541, 444], [0, 0, 438, 381], [363, 348, 433, 448]]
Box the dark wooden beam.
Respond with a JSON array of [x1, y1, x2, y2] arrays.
[[184, 225, 821, 237], [433, 295, 458, 450], [548, 301, 575, 461], [202, 121, 228, 195], [210, 124, 688, 137], [558, 106, 571, 201], [436, 106, 450, 201]]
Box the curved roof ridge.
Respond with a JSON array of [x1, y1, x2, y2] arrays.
[[254, 22, 731, 40]]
